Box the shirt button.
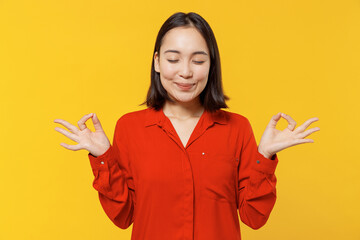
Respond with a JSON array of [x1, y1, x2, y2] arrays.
[[100, 161, 105, 165], [256, 160, 260, 164], [202, 152, 205, 155]]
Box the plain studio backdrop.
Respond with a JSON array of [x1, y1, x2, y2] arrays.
[[0, 0, 359, 239]]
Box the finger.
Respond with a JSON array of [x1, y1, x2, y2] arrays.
[[59, 142, 83, 151], [267, 112, 282, 128], [281, 113, 297, 131], [297, 127, 320, 139], [288, 138, 314, 148], [92, 113, 104, 131], [54, 119, 79, 133], [55, 127, 79, 142], [294, 117, 319, 133], [77, 113, 94, 131]]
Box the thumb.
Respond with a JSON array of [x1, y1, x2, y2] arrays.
[[92, 113, 104, 131], [267, 112, 282, 128]]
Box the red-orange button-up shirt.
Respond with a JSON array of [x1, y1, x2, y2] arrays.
[[88, 107, 278, 240]]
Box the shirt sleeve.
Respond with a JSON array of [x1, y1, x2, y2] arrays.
[[88, 117, 135, 229], [237, 118, 278, 230]]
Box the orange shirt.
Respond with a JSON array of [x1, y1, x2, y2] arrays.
[[88, 107, 278, 240]]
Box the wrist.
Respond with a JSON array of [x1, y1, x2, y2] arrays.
[[90, 145, 111, 157], [258, 146, 273, 159]]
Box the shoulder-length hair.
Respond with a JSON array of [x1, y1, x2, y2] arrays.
[[142, 12, 229, 112]]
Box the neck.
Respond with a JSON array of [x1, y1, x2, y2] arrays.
[[163, 98, 204, 120]]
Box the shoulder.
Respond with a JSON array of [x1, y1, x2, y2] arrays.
[[218, 109, 251, 127], [217, 110, 255, 140], [116, 108, 148, 126], [119, 108, 148, 121]]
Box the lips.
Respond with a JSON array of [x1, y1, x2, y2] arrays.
[[175, 82, 195, 90], [176, 83, 194, 87]]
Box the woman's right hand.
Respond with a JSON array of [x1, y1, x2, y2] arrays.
[[54, 113, 111, 157]]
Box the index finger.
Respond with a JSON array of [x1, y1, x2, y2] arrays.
[[77, 113, 94, 131], [281, 113, 297, 131]]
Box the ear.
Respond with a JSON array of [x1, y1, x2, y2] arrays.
[[154, 51, 160, 73]]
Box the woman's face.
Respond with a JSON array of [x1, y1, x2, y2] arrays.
[[154, 26, 211, 104]]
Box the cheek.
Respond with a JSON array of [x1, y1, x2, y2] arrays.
[[160, 63, 177, 80], [159, 68, 174, 92], [195, 66, 210, 82]]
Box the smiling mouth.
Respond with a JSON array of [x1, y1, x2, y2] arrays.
[[175, 82, 195, 90]]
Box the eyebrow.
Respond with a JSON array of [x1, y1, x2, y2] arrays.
[[163, 49, 208, 56]]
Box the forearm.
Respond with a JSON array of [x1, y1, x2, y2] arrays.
[[238, 167, 277, 229], [89, 145, 135, 229]]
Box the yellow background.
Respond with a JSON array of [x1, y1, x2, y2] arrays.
[[1, 0, 359, 239]]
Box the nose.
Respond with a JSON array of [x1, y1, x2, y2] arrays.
[[179, 61, 193, 79]]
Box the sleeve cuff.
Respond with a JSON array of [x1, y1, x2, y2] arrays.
[[252, 151, 279, 174], [88, 146, 117, 171]]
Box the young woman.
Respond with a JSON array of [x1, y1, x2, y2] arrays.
[[54, 12, 319, 240]]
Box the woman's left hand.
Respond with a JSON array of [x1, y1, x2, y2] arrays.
[[258, 113, 320, 159]]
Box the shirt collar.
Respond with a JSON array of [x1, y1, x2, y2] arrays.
[[144, 107, 228, 128]]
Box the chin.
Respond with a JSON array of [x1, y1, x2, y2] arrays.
[[172, 95, 199, 104]]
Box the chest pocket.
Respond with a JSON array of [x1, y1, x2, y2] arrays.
[[199, 153, 237, 204]]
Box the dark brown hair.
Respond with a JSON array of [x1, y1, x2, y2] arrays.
[[142, 12, 229, 112]]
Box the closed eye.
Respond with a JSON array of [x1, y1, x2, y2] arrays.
[[167, 60, 205, 64]]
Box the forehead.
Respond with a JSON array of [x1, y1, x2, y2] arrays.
[[160, 27, 209, 54]]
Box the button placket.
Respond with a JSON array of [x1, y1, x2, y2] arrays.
[[182, 151, 194, 240]]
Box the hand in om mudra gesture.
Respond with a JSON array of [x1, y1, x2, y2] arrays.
[[54, 112, 319, 159], [258, 112, 320, 159], [54, 113, 110, 157]]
